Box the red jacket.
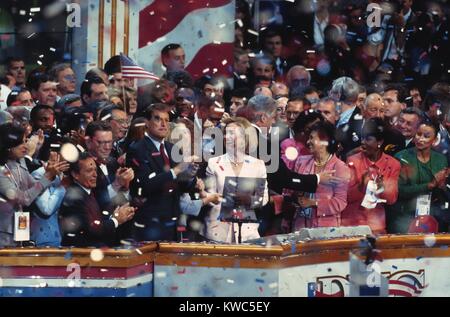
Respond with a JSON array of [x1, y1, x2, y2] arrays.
[[342, 152, 401, 233]]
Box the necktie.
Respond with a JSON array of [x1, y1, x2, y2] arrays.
[[160, 143, 170, 167]]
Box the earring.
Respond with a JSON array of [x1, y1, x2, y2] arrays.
[[377, 144, 381, 148]]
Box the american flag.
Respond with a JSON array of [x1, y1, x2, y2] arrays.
[[120, 53, 160, 81], [82, 0, 234, 85], [137, 0, 235, 80], [388, 272, 426, 297]]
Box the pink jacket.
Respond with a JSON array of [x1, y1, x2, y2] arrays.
[[342, 152, 400, 233], [291, 154, 350, 229], [280, 138, 310, 171]]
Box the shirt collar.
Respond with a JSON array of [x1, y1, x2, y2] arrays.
[[337, 106, 356, 127], [403, 9, 412, 22], [76, 182, 91, 195], [145, 132, 164, 150]]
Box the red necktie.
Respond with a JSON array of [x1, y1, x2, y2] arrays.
[[160, 143, 170, 167]]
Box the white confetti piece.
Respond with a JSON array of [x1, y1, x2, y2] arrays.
[[20, 10, 26, 15], [136, 249, 143, 255], [149, 172, 156, 179], [292, 179, 301, 183], [247, 29, 259, 36], [226, 279, 235, 284], [101, 113, 111, 121], [27, 32, 36, 39], [30, 7, 41, 12], [76, 144, 85, 152], [285, 147, 298, 161], [49, 47, 56, 52], [156, 272, 167, 278], [134, 222, 145, 228], [268, 282, 278, 289], [202, 68, 210, 73], [60, 143, 79, 163], [221, 59, 227, 65], [93, 220, 100, 225], [138, 188, 142, 196], [102, 211, 109, 216], [213, 40, 222, 44], [228, 180, 237, 186], [134, 123, 146, 127], [236, 19, 243, 27], [90, 249, 104, 262]]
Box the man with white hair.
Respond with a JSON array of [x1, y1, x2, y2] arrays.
[[244, 94, 340, 236], [330, 76, 363, 159], [285, 65, 311, 97]]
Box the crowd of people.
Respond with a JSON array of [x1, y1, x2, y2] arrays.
[[0, 0, 449, 248]]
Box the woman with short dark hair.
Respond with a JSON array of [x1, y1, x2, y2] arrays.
[[0, 123, 68, 246], [283, 121, 350, 231], [342, 118, 401, 234]]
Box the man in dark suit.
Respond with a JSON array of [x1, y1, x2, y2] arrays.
[[59, 152, 135, 247], [85, 121, 134, 212], [126, 103, 197, 242], [242, 95, 340, 235], [346, 93, 406, 158]]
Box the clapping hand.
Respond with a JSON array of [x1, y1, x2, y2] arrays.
[[44, 152, 70, 181], [114, 167, 135, 191]]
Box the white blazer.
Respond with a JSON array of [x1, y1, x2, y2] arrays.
[[203, 154, 269, 243]]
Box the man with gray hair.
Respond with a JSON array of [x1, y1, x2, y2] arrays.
[[247, 95, 277, 137], [330, 76, 363, 159], [48, 63, 77, 98], [285, 65, 311, 97], [243, 95, 340, 236]]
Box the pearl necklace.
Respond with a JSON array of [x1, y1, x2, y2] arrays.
[[314, 154, 332, 167]]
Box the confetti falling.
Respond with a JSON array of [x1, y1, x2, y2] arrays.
[[285, 146, 299, 161], [424, 235, 436, 247], [90, 249, 104, 262]]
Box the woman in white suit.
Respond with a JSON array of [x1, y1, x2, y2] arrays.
[[203, 117, 269, 243]]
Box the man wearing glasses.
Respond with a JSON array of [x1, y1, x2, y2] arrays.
[[85, 121, 134, 212], [98, 105, 130, 159]]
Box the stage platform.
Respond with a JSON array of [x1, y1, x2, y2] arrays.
[[0, 234, 449, 297]]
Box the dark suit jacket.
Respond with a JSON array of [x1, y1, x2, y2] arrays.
[[126, 137, 188, 241], [59, 183, 117, 247], [335, 107, 363, 161], [93, 158, 120, 211], [250, 125, 318, 194]]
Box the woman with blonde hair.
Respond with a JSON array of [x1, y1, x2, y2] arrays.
[[203, 117, 268, 243]]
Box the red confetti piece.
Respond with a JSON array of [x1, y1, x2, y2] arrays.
[[177, 268, 186, 274], [132, 159, 140, 167]]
